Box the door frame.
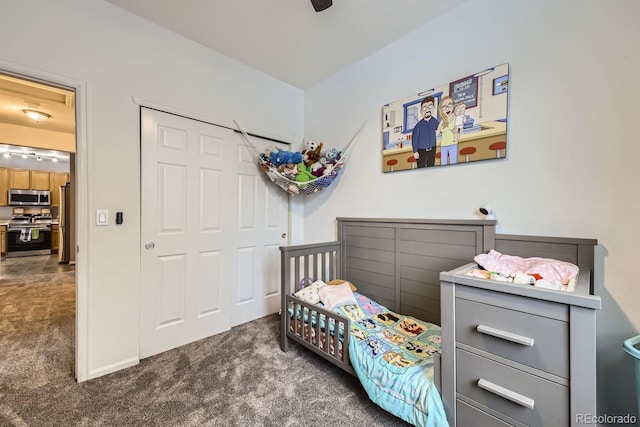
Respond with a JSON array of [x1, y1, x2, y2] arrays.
[[0, 60, 89, 381]]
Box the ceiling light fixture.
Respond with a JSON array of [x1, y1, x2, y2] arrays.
[[0, 150, 65, 163], [22, 109, 52, 122]]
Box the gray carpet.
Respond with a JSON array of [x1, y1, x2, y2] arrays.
[[0, 271, 409, 426]]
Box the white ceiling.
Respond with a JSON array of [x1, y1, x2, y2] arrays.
[[105, 0, 467, 89], [0, 73, 75, 158], [0, 74, 75, 135]]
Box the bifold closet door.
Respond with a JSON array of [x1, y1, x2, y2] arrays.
[[140, 108, 288, 358], [231, 131, 289, 326]]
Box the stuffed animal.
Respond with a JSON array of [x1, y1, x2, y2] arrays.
[[310, 160, 326, 177], [302, 139, 321, 153], [316, 163, 337, 187], [272, 149, 303, 167], [325, 147, 341, 164], [302, 142, 323, 167], [295, 162, 315, 183], [278, 163, 298, 180]]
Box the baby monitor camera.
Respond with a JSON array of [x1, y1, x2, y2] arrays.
[[479, 205, 496, 220]]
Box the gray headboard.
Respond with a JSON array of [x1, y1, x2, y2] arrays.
[[337, 218, 496, 325], [494, 234, 597, 271]]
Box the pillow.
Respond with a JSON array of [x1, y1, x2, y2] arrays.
[[318, 282, 357, 310], [293, 280, 327, 304], [327, 279, 357, 292]]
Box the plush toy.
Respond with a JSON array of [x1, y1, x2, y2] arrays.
[[263, 146, 278, 160], [295, 162, 315, 183], [325, 147, 341, 164], [278, 163, 298, 180], [310, 160, 326, 177], [323, 162, 335, 175], [272, 149, 303, 167], [302, 139, 321, 153], [302, 142, 323, 167]]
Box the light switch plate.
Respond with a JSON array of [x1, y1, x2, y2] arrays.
[[96, 209, 109, 226]]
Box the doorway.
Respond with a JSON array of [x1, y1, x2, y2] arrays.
[[0, 70, 79, 383]]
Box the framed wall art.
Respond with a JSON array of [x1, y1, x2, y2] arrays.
[[493, 75, 509, 95], [381, 62, 509, 173]]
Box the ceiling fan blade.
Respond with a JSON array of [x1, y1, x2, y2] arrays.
[[310, 0, 332, 12]]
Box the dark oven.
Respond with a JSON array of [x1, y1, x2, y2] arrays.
[[7, 225, 52, 257]]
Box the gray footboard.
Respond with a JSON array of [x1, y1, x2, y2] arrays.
[[280, 241, 355, 375]]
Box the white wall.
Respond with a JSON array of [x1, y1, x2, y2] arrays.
[[1, 0, 303, 380], [304, 0, 640, 419]]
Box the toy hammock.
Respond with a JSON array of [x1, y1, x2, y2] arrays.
[[234, 120, 367, 196]]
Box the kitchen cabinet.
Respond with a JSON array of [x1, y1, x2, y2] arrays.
[[50, 172, 69, 207], [31, 170, 51, 190], [51, 224, 59, 253], [0, 168, 8, 206], [8, 169, 30, 190], [0, 224, 6, 258], [0, 168, 69, 206]]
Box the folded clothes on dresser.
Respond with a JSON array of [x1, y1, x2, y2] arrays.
[[470, 249, 580, 292]]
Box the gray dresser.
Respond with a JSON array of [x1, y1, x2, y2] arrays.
[[440, 235, 601, 427]]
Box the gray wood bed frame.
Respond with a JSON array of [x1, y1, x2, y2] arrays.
[[279, 218, 497, 374]]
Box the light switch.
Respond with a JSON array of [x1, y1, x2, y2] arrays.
[[96, 209, 109, 226]]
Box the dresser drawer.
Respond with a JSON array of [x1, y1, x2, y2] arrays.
[[456, 348, 568, 426], [457, 399, 513, 426], [455, 296, 568, 378]]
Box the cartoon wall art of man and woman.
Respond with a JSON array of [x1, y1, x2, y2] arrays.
[[381, 62, 509, 173]]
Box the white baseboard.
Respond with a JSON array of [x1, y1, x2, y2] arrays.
[[86, 357, 139, 381]]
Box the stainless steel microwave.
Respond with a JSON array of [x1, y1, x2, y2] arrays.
[[8, 189, 51, 206]]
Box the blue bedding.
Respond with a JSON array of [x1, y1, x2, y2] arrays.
[[334, 293, 449, 427]]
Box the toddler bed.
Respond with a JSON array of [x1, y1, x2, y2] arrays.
[[280, 218, 497, 427]]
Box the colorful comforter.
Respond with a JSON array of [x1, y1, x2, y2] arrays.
[[333, 293, 449, 427]]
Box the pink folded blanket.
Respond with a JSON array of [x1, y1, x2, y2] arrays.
[[474, 250, 579, 285]]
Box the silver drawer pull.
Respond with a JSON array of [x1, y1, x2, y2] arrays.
[[478, 378, 535, 409], [476, 324, 534, 347]]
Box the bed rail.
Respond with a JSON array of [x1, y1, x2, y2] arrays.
[[285, 294, 355, 375], [280, 241, 355, 374]]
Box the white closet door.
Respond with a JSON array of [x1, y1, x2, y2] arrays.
[[232, 132, 289, 326], [140, 108, 287, 358]]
